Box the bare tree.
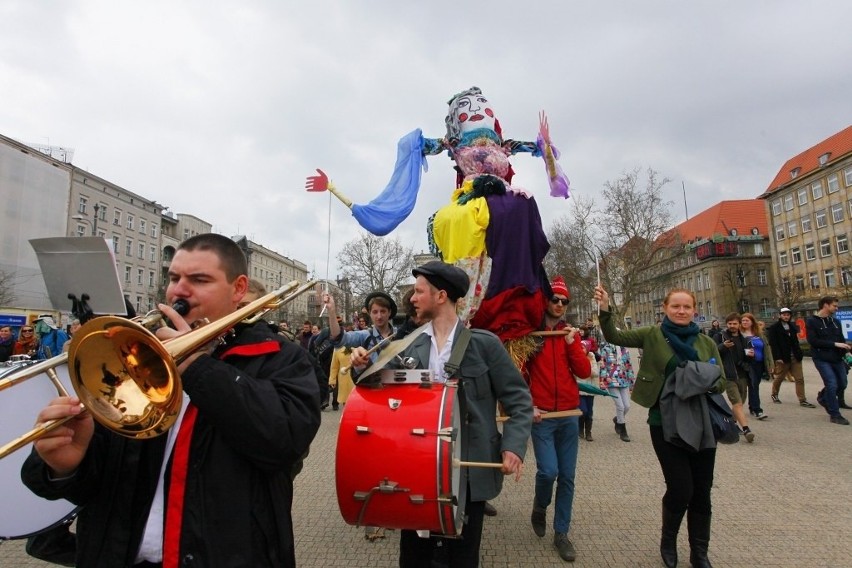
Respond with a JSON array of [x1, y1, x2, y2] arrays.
[[0, 270, 16, 306], [774, 270, 809, 311], [336, 232, 415, 300], [545, 195, 598, 310], [596, 168, 674, 318], [719, 262, 752, 314]]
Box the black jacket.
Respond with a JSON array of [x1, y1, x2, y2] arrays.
[[22, 322, 321, 568], [806, 314, 846, 363], [766, 319, 803, 363], [717, 330, 748, 380]]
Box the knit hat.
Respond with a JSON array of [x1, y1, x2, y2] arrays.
[[550, 276, 570, 299]]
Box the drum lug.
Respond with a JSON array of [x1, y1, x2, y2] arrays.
[[409, 426, 455, 441], [355, 425, 371, 434]]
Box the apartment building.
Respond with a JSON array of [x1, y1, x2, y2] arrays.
[[759, 126, 852, 312], [630, 200, 774, 326]]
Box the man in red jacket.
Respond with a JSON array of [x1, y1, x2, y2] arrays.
[[526, 276, 591, 563]]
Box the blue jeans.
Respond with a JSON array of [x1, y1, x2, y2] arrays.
[[747, 360, 765, 413], [812, 359, 848, 417], [531, 416, 579, 534]]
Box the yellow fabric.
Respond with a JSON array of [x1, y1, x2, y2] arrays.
[[330, 347, 355, 403], [432, 180, 490, 264]]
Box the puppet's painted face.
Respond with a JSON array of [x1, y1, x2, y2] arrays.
[[453, 94, 496, 134]]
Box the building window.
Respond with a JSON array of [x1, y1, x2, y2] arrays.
[[845, 166, 852, 187], [842, 267, 852, 286], [791, 247, 802, 264], [137, 268, 143, 285], [775, 225, 786, 240], [75, 224, 86, 237], [787, 221, 798, 237], [97, 205, 107, 221], [126, 239, 133, 256], [815, 209, 827, 228], [795, 276, 804, 291], [784, 195, 794, 211], [771, 199, 782, 216], [127, 215, 134, 231], [779, 250, 788, 267], [112, 236, 120, 253], [832, 203, 844, 223], [113, 210, 122, 226], [782, 278, 791, 293], [706, 300, 711, 316], [78, 196, 88, 214], [151, 224, 159, 238], [797, 188, 808, 205], [136, 296, 142, 314], [147, 297, 154, 311], [124, 265, 131, 283], [138, 243, 145, 259], [820, 239, 831, 257], [739, 299, 750, 313], [802, 216, 812, 232], [812, 181, 824, 200], [828, 173, 840, 193], [696, 272, 702, 289], [704, 272, 711, 290], [809, 272, 819, 289], [754, 242, 764, 256], [150, 245, 156, 262], [148, 270, 155, 287], [760, 298, 770, 316], [837, 234, 849, 254], [757, 268, 767, 285], [805, 242, 816, 260], [825, 268, 836, 288], [139, 219, 147, 234]]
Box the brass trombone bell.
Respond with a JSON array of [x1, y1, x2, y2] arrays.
[[0, 279, 317, 459]]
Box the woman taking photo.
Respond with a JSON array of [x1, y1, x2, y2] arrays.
[[593, 285, 723, 568]]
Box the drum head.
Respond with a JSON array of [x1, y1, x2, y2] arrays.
[[0, 362, 79, 539]]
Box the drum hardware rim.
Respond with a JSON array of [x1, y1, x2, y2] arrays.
[[353, 478, 411, 527]]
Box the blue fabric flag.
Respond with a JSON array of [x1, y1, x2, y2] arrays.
[[351, 129, 427, 236]]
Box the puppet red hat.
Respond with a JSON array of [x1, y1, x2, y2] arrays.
[[550, 276, 570, 299]]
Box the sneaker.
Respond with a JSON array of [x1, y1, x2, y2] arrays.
[[800, 400, 816, 408], [830, 415, 850, 425], [531, 503, 547, 537], [743, 427, 755, 443], [553, 532, 576, 562], [483, 502, 497, 517], [771, 395, 782, 404], [755, 411, 768, 420]]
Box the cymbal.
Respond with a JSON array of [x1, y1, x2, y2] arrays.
[[356, 322, 430, 383]]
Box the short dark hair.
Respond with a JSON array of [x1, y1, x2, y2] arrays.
[[178, 234, 247, 282], [724, 312, 740, 323], [818, 295, 839, 309]]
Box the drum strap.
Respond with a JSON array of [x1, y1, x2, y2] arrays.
[[443, 327, 472, 381]]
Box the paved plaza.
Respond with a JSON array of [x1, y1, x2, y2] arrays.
[[2, 351, 850, 567]]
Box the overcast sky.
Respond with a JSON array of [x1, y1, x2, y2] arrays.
[[2, 1, 850, 280]]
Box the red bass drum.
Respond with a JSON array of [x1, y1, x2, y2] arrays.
[[336, 382, 466, 536]]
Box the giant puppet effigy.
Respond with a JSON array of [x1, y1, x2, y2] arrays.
[[306, 86, 571, 356]]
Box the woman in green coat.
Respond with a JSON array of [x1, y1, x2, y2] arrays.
[[593, 285, 722, 568]]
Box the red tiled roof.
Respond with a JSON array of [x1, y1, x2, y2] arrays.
[[657, 200, 768, 246], [763, 125, 852, 196]]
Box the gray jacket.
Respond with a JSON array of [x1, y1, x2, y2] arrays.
[[660, 361, 721, 452], [401, 323, 533, 501]]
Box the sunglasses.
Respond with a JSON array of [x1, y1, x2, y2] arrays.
[[21, 329, 33, 333], [550, 298, 570, 306]]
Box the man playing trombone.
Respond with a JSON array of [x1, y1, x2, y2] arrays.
[[22, 233, 321, 568]]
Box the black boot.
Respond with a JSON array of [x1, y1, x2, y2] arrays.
[[839, 390, 852, 410], [578, 416, 586, 439], [618, 422, 631, 442], [687, 510, 713, 568], [660, 505, 683, 568], [585, 418, 594, 441]]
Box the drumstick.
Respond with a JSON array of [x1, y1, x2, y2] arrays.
[[529, 330, 571, 336], [453, 459, 503, 469], [496, 409, 581, 422], [340, 334, 394, 374]]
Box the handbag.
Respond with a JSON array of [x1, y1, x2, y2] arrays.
[[706, 392, 740, 444]]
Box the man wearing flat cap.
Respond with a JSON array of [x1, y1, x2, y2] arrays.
[[368, 260, 533, 567]]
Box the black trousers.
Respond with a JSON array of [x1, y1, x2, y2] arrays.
[[649, 425, 716, 516], [399, 496, 485, 568]]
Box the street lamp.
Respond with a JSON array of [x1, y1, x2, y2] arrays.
[[71, 203, 100, 236]]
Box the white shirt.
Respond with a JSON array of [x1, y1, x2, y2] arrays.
[[135, 395, 190, 563], [424, 319, 460, 383]]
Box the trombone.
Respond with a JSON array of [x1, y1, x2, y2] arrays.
[[0, 279, 317, 459]]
